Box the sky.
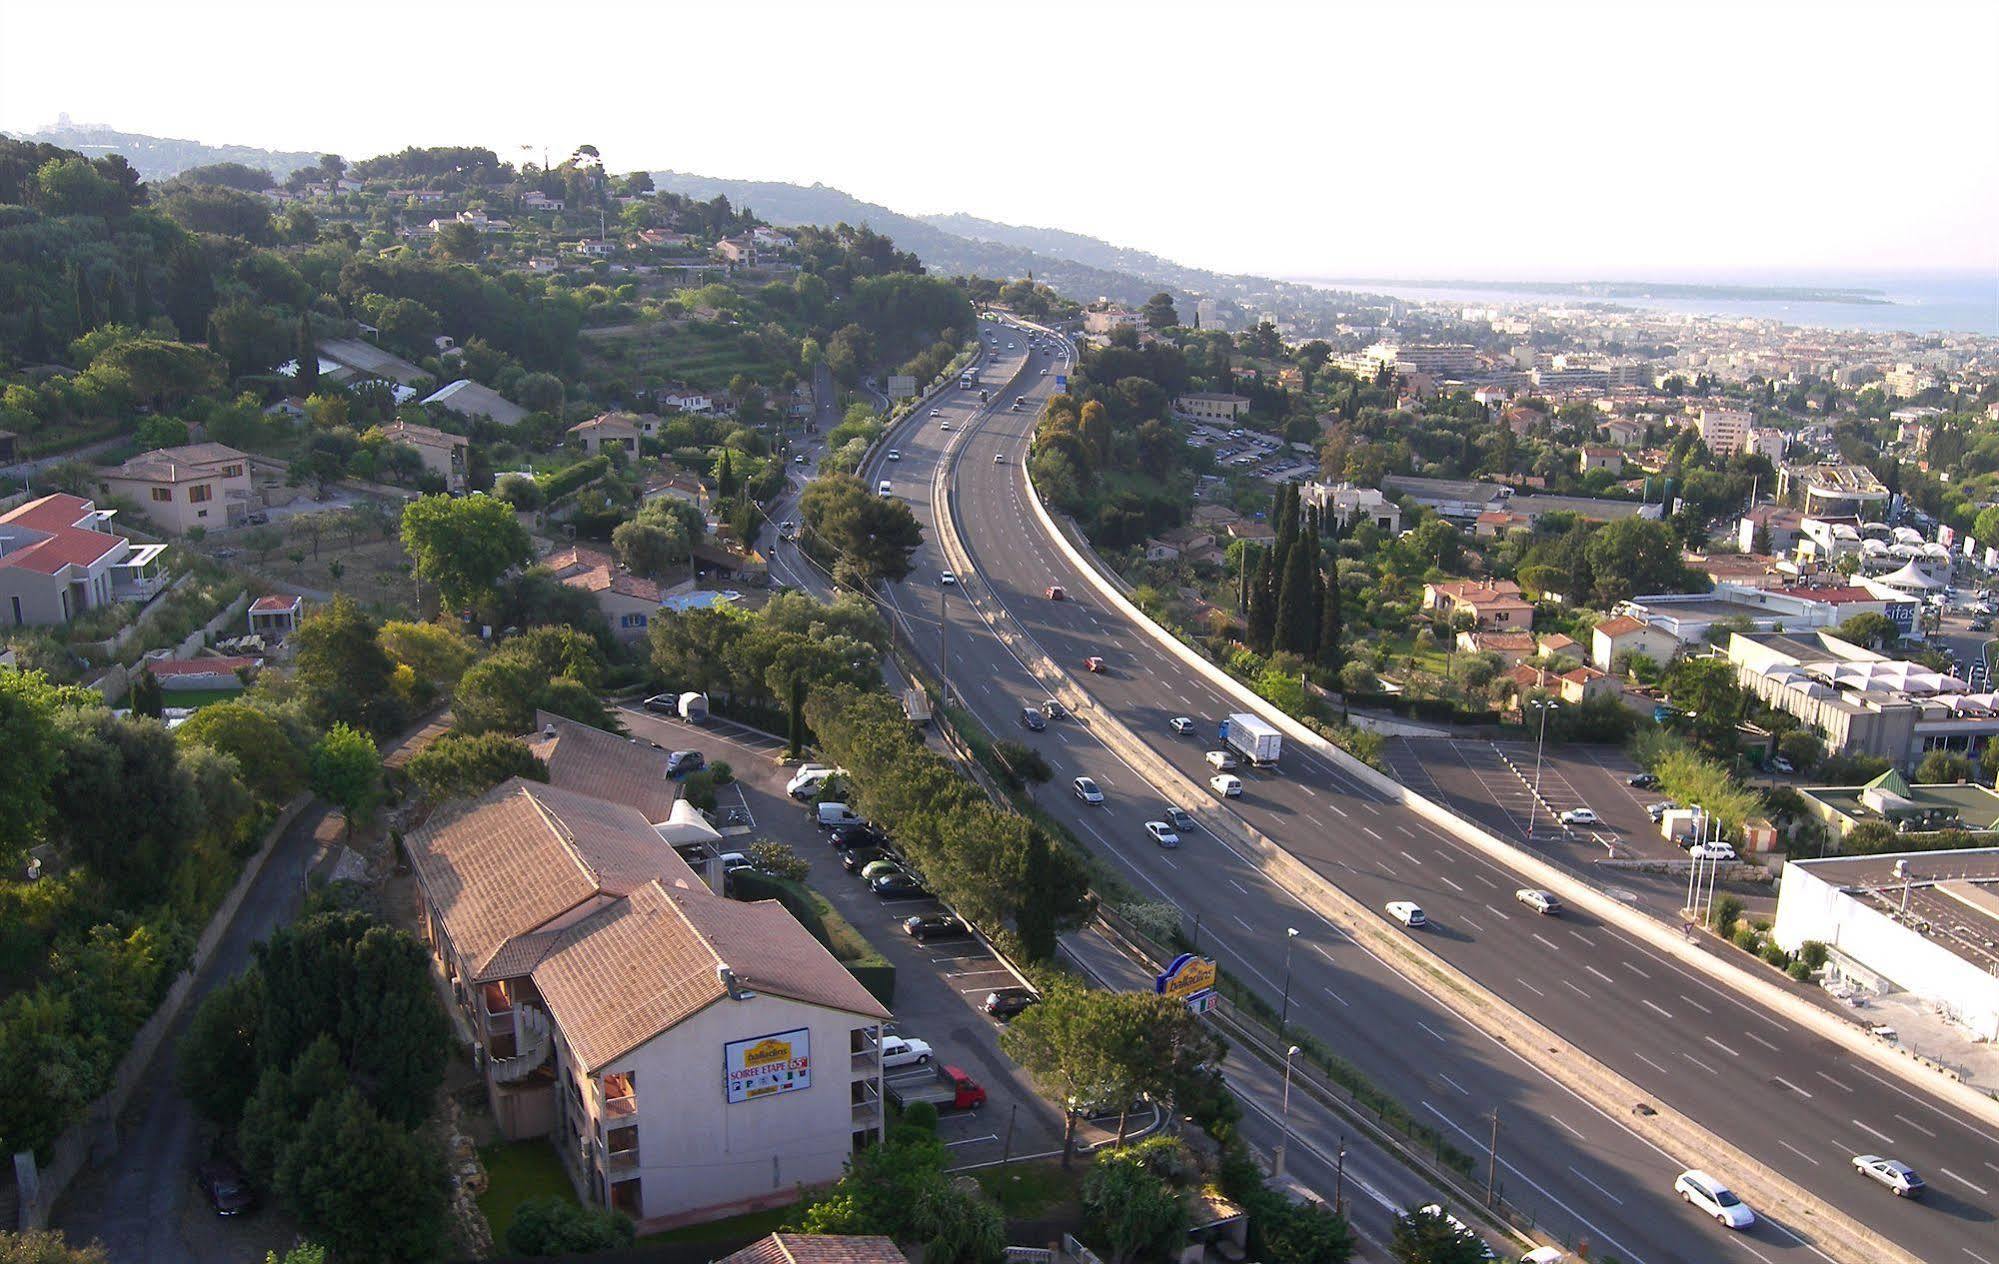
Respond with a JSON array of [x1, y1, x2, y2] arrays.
[[4, 0, 1996, 282]]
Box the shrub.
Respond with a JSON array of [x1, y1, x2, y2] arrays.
[[899, 1100, 939, 1134], [1759, 939, 1791, 968], [1786, 959, 1814, 982], [1731, 923, 1762, 952], [1711, 894, 1744, 937], [1796, 940, 1830, 971], [504, 1197, 635, 1256]]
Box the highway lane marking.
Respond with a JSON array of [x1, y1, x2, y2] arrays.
[[1676, 994, 1712, 1014], [1321, 985, 1350, 1007], [1845, 1062, 1999, 1146], [1618, 960, 1650, 979], [1893, 1113, 1937, 1139], [1437, 1072, 1469, 1095], [1633, 1052, 1670, 1076], [1158, 854, 1178, 869], [1562, 979, 1590, 998], [1703, 1035, 1739, 1057], [1532, 932, 1560, 952], [1313, 943, 1337, 963], [1679, 1053, 1718, 1075], [1472, 872, 1499, 887], [1584, 965, 1615, 985], [1233, 914, 1255, 933], [1300, 786, 1316, 797], [1939, 1167, 1991, 1197], [1775, 1140, 1819, 1166], [1565, 1164, 1622, 1202], [1326, 803, 1348, 818], [1397, 825, 1414, 837], [1229, 878, 1251, 895], [1849, 1118, 1896, 1145], [1436, 875, 1464, 892], [1416, 1022, 1447, 1042], [1515, 977, 1546, 997], [1399, 850, 1422, 865], [1641, 999, 1675, 1020], [1363, 826, 1382, 840], [1460, 915, 1483, 933], [1814, 1071, 1853, 1093], [1964, 1250, 1997, 1264], [1742, 1031, 1779, 1052], [1568, 930, 1597, 947], [1482, 904, 1511, 921], [1770, 1076, 1813, 1099]]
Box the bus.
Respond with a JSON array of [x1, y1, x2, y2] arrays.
[[959, 368, 978, 390]]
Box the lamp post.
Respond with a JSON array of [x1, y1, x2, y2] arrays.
[[1273, 1044, 1301, 1178], [1526, 698, 1559, 839], [1278, 927, 1301, 1032]]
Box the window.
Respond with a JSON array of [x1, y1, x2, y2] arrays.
[[188, 484, 213, 504], [151, 487, 172, 503], [222, 464, 244, 478], [620, 613, 647, 629]]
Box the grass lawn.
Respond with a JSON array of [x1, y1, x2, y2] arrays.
[[973, 1158, 1082, 1218], [161, 687, 248, 709], [640, 1204, 796, 1245], [477, 1140, 577, 1243]]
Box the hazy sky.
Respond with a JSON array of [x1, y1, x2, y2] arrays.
[[4, 0, 1995, 280]]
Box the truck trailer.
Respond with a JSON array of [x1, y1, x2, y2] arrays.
[[1223, 712, 1282, 767], [886, 1062, 987, 1111]]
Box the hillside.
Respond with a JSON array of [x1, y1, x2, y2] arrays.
[[15, 122, 323, 182]]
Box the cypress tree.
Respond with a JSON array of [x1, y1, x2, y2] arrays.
[[72, 266, 94, 334], [295, 313, 320, 397], [1275, 538, 1315, 655], [132, 265, 154, 323], [1318, 560, 1345, 674], [1248, 548, 1277, 650]]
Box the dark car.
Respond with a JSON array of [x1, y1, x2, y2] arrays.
[[1042, 699, 1067, 720], [665, 749, 704, 776], [903, 914, 968, 940], [1019, 706, 1046, 731], [983, 987, 1038, 1021], [1627, 772, 1658, 788], [1164, 806, 1197, 833], [198, 1159, 255, 1216], [642, 693, 680, 715], [830, 824, 891, 851], [871, 871, 927, 898], [842, 846, 899, 874]]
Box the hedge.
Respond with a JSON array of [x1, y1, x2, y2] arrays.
[[732, 871, 895, 1007]]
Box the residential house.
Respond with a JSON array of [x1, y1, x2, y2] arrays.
[[568, 239, 616, 258], [718, 1235, 907, 1264], [381, 420, 469, 493], [1578, 446, 1625, 475], [1600, 417, 1647, 447], [1141, 526, 1216, 564], [750, 227, 794, 250], [1591, 615, 1680, 672], [0, 494, 168, 626], [1082, 306, 1142, 336], [1474, 509, 1532, 538], [404, 778, 890, 1227], [714, 236, 758, 265], [569, 413, 646, 456], [97, 443, 253, 534], [1225, 519, 1276, 546], [142, 654, 259, 693], [1172, 393, 1252, 424], [1424, 579, 1533, 631], [1501, 405, 1544, 437], [247, 594, 305, 640], [633, 229, 690, 249], [654, 384, 716, 415], [640, 470, 712, 514], [523, 191, 566, 211], [1299, 481, 1401, 534], [1559, 665, 1621, 704], [424, 379, 529, 427], [1455, 630, 1536, 665], [545, 544, 665, 640], [1190, 503, 1241, 529], [1738, 504, 1804, 556], [1536, 632, 1582, 663]]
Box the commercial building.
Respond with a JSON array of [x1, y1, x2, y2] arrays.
[[1172, 393, 1252, 424], [96, 443, 254, 534], [1800, 769, 1999, 840], [1771, 849, 1999, 1041], [406, 777, 891, 1228], [1778, 463, 1889, 517], [0, 494, 169, 626]]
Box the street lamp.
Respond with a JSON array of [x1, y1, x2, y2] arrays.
[[1526, 698, 1559, 839], [1278, 927, 1301, 1031], [1273, 1044, 1301, 1178]]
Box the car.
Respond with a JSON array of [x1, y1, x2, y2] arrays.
[[1210, 774, 1243, 798], [1515, 888, 1562, 915], [794, 453, 808, 464], [842, 846, 896, 874], [197, 1158, 255, 1216], [665, 749, 704, 776], [1164, 806, 1196, 832], [1015, 397, 1027, 406], [880, 1035, 933, 1068], [244, 511, 270, 526], [1852, 1154, 1925, 1198], [1144, 820, 1181, 848], [1019, 706, 1047, 731], [1073, 776, 1105, 804], [886, 449, 901, 461], [1083, 656, 1106, 673], [1169, 716, 1196, 736], [930, 408, 942, 417], [1205, 749, 1238, 771], [642, 693, 680, 715], [1039, 368, 1049, 376], [1415, 1205, 1494, 1260], [983, 987, 1038, 1020], [787, 765, 839, 798], [211, 547, 238, 560], [1770, 756, 1795, 774], [1646, 800, 1673, 821], [1688, 841, 1738, 862], [873, 871, 927, 898], [1558, 808, 1599, 826], [939, 420, 953, 431], [830, 823, 891, 850], [994, 452, 1005, 463], [1042, 699, 1068, 720], [1674, 1169, 1755, 1229], [1627, 772, 1659, 788], [877, 480, 894, 497], [903, 913, 968, 940], [940, 571, 956, 585], [859, 858, 905, 882], [718, 851, 753, 876], [1386, 900, 1427, 927]]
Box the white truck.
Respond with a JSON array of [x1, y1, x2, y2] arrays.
[[1223, 713, 1282, 767]]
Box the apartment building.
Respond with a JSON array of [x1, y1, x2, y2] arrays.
[[1694, 408, 1752, 456], [96, 442, 253, 534], [0, 493, 168, 626], [1173, 393, 1252, 424]]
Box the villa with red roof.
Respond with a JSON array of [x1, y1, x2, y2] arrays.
[[0, 494, 169, 626]]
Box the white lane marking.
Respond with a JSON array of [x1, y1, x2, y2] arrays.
[[1472, 872, 1499, 888], [1565, 1165, 1624, 1204], [1846, 1062, 1999, 1147], [1397, 825, 1414, 837], [1483, 904, 1512, 921], [1633, 1051, 1671, 1076], [1585, 964, 1615, 984], [1703, 1036, 1739, 1058], [1229, 879, 1250, 895], [1562, 979, 1591, 999], [1940, 1168, 1991, 1197], [1158, 854, 1178, 869], [1531, 932, 1559, 951], [1743, 1030, 1779, 1052], [1363, 826, 1382, 840], [1850, 1118, 1896, 1145], [1569, 930, 1596, 948], [1232, 914, 1255, 932], [1420, 1103, 1648, 1264], [1619, 960, 1650, 979], [1678, 994, 1712, 1014], [1416, 1022, 1447, 1042], [1327, 803, 1348, 818], [1300, 785, 1315, 797], [1770, 1076, 1814, 1099], [1460, 915, 1483, 933], [1321, 985, 1350, 1007], [1550, 1115, 1587, 1141], [1776, 1139, 1819, 1165], [1641, 999, 1675, 1020], [1399, 850, 1422, 866], [1313, 943, 1337, 963], [1894, 1113, 1937, 1139], [1438, 1072, 1469, 1095], [945, 1134, 1000, 1147], [1516, 977, 1546, 997], [1679, 1053, 1718, 1075], [1815, 1071, 1852, 1093]]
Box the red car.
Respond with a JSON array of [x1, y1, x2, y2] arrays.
[[1046, 585, 1066, 601], [1083, 656, 1105, 673]]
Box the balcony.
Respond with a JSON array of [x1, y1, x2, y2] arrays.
[[851, 1082, 882, 1128], [489, 1004, 552, 1084]]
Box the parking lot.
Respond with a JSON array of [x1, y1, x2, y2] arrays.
[[616, 704, 1072, 1168]]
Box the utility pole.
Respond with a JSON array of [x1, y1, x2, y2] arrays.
[[938, 584, 949, 702], [1000, 1102, 1018, 1171], [1273, 1044, 1300, 1178], [1334, 1136, 1348, 1215], [1486, 1108, 1500, 1207], [1279, 927, 1300, 1032]]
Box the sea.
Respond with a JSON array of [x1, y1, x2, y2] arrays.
[[1297, 272, 1998, 338]]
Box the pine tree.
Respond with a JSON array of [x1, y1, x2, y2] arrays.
[[296, 313, 320, 397]]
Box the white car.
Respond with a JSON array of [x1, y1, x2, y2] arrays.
[[1144, 821, 1180, 848], [1515, 888, 1562, 916], [1205, 749, 1238, 771], [786, 765, 840, 799], [1073, 776, 1105, 804], [1674, 1169, 1754, 1229], [1039, 368, 1049, 376], [886, 449, 901, 461], [1415, 1206, 1494, 1260], [930, 408, 942, 416], [1688, 841, 1737, 862], [1558, 808, 1599, 826], [1209, 774, 1242, 798], [1851, 1154, 1925, 1198], [1386, 901, 1427, 928], [1169, 717, 1196, 736], [877, 480, 893, 497], [939, 571, 956, 585], [879, 1035, 933, 1068], [939, 420, 952, 431]]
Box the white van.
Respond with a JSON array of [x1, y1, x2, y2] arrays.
[[878, 480, 893, 497], [817, 802, 864, 829], [786, 765, 839, 799]]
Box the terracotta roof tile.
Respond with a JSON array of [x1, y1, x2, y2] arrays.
[[1594, 616, 1646, 636], [524, 712, 678, 822], [718, 1235, 908, 1264]]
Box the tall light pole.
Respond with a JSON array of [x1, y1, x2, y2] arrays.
[[1273, 1044, 1301, 1178], [1526, 698, 1559, 839], [1278, 927, 1301, 1032]]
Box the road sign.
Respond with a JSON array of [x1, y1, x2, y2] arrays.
[[1055, 375, 1068, 391], [1154, 953, 1218, 1011]]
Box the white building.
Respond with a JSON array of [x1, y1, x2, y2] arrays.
[[1695, 408, 1753, 456], [1299, 481, 1401, 534], [1172, 393, 1252, 424]]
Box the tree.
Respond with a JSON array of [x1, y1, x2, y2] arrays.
[[0, 668, 68, 858], [292, 596, 404, 735], [48, 708, 206, 901], [176, 973, 265, 1128], [1082, 1144, 1191, 1264], [1389, 1205, 1490, 1264], [1915, 749, 1975, 784], [612, 518, 684, 579], [799, 473, 925, 584], [403, 733, 546, 801], [400, 494, 533, 610], [1583, 518, 1691, 605], [1255, 1198, 1356, 1264], [1832, 611, 1897, 652], [1776, 730, 1823, 773], [504, 1197, 635, 1256], [272, 1088, 448, 1264], [376, 620, 477, 705], [310, 724, 380, 838], [999, 981, 1124, 1167], [0, 1230, 109, 1264], [1663, 656, 1749, 752], [1141, 292, 1179, 330]]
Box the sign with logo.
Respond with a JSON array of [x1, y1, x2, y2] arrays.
[[887, 375, 916, 399], [1055, 375, 1068, 391], [723, 1028, 811, 1104], [1154, 953, 1218, 1009], [1884, 599, 1919, 635]]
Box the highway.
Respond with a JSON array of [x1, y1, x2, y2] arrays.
[[853, 318, 1999, 1264]]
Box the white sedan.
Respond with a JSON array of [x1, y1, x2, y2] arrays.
[[886, 449, 901, 461], [1558, 808, 1599, 827], [940, 571, 956, 586], [1205, 750, 1238, 771], [1073, 776, 1105, 804], [880, 1036, 933, 1068], [1168, 717, 1196, 736], [1143, 821, 1180, 848]]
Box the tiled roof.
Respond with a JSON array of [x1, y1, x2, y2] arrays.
[[1594, 616, 1646, 636], [545, 545, 663, 602], [0, 494, 124, 575], [382, 420, 463, 451], [143, 655, 259, 678], [532, 881, 888, 1072], [524, 711, 678, 822], [404, 778, 703, 982], [103, 443, 248, 483], [250, 594, 302, 613], [718, 1235, 908, 1264], [1474, 632, 1536, 650]]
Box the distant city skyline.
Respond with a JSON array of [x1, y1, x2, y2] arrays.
[[5, 0, 1994, 280]]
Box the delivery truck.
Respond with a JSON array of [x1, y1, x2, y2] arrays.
[[1222, 713, 1282, 767], [887, 1063, 987, 1111]]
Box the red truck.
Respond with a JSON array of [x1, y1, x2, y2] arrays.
[[888, 1062, 986, 1111]]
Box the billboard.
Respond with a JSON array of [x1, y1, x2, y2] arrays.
[[1154, 953, 1217, 1010], [724, 1028, 811, 1104], [887, 375, 917, 399]]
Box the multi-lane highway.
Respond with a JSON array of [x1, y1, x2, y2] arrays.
[[841, 318, 1999, 1264]]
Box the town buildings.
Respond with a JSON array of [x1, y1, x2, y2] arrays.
[[96, 443, 253, 534], [1172, 393, 1252, 424], [1299, 481, 1401, 534], [380, 420, 469, 493], [0, 493, 168, 626]]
